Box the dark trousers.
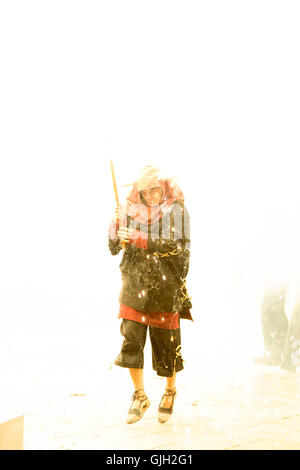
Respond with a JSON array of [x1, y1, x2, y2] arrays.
[[261, 282, 300, 367], [115, 319, 184, 377]]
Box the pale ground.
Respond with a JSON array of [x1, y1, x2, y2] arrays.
[[20, 362, 300, 450], [2, 293, 300, 451]]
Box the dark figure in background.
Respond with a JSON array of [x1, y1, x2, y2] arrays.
[[255, 280, 300, 372]]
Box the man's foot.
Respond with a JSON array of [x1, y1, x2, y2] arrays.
[[126, 389, 150, 424], [253, 353, 281, 366], [280, 360, 296, 373], [158, 388, 176, 424]]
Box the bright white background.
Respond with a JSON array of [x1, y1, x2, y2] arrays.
[[0, 1, 300, 389]]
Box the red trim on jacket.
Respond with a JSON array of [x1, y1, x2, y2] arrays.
[[119, 304, 179, 330], [128, 230, 148, 250]]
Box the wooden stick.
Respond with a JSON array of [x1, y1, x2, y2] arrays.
[[110, 160, 120, 207], [110, 160, 126, 250]]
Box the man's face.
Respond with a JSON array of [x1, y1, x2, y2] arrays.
[[140, 187, 163, 206]]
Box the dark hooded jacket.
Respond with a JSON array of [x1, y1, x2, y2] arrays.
[[108, 199, 192, 319]]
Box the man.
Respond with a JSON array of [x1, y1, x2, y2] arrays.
[[254, 279, 300, 372], [108, 166, 192, 423]]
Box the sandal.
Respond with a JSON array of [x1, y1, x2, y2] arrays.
[[158, 388, 177, 423], [126, 389, 150, 424]]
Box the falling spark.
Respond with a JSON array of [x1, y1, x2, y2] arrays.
[[162, 275, 166, 280]]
